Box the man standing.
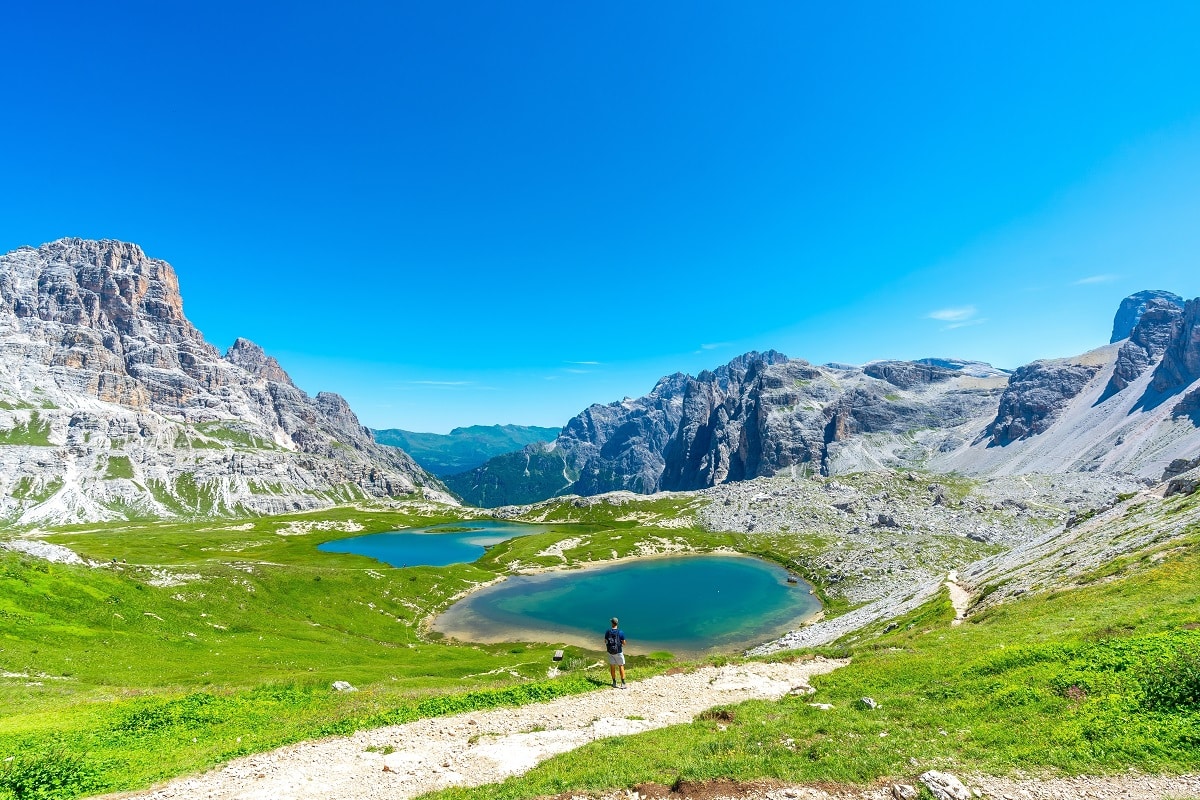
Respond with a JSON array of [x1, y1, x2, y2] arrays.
[[604, 617, 626, 688]]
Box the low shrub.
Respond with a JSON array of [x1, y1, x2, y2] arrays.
[[1141, 646, 1200, 711], [0, 750, 101, 800]]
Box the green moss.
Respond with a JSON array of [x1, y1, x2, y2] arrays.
[[0, 411, 53, 446], [10, 476, 63, 503], [104, 456, 136, 480]]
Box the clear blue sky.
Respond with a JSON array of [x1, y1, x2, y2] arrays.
[[4, 2, 1200, 433]]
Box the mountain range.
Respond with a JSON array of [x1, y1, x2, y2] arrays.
[[0, 238, 449, 524], [3, 239, 1199, 523], [448, 290, 1200, 507]]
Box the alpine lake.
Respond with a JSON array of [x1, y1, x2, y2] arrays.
[[319, 520, 821, 658]]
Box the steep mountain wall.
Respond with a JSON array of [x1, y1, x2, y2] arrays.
[[454, 352, 1008, 506], [459, 290, 1200, 507], [0, 238, 450, 524]]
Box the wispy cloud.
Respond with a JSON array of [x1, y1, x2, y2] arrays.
[[565, 360, 601, 366], [700, 342, 732, 351], [943, 318, 988, 330], [563, 368, 591, 374], [1073, 274, 1119, 285], [926, 306, 977, 322], [926, 305, 987, 331]]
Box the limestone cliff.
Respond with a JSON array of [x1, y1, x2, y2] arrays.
[[452, 352, 1008, 506], [0, 238, 450, 524]]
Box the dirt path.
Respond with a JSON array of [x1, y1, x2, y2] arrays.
[[945, 570, 971, 626], [110, 659, 846, 800]]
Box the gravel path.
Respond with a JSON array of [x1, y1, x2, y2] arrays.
[[571, 772, 1200, 799], [107, 659, 846, 800]]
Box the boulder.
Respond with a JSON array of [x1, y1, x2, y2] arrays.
[[919, 770, 972, 800]]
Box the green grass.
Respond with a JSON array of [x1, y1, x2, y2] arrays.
[[0, 509, 736, 799], [9, 477, 63, 503], [0, 411, 53, 447], [423, 532, 1200, 800], [103, 456, 135, 480], [4, 494, 1198, 800]]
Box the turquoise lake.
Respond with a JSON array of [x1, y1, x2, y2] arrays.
[[316, 520, 546, 566], [432, 554, 821, 657]]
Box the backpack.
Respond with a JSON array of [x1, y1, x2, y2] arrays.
[[605, 628, 622, 654]]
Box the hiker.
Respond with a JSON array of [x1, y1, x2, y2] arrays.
[[604, 617, 626, 688]]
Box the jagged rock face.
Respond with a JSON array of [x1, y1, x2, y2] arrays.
[[460, 352, 1007, 506], [862, 360, 957, 389], [1101, 299, 1184, 399], [1110, 289, 1184, 343], [225, 338, 295, 386], [558, 370, 694, 495], [985, 360, 1102, 445], [0, 239, 449, 523], [1151, 298, 1200, 394], [1173, 386, 1200, 424], [660, 355, 822, 490]]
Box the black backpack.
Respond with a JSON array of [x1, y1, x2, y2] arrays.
[[605, 628, 622, 654]]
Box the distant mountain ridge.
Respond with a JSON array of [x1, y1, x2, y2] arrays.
[[452, 291, 1200, 507], [0, 238, 449, 524], [372, 424, 561, 476], [447, 352, 1011, 506]]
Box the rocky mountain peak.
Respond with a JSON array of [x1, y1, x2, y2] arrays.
[[1151, 298, 1200, 394], [1110, 289, 1184, 343], [1101, 298, 1185, 399], [224, 337, 295, 386], [0, 239, 448, 523]]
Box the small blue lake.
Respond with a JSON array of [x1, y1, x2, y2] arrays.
[[432, 554, 821, 657], [317, 521, 546, 567]]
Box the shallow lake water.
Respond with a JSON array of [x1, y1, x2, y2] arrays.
[[432, 553, 821, 657], [316, 521, 547, 567]]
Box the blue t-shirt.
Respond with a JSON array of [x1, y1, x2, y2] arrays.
[[604, 627, 625, 654]]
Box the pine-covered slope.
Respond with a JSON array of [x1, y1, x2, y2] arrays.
[[0, 238, 451, 524], [372, 424, 561, 476]]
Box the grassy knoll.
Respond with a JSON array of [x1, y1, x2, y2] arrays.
[[426, 525, 1200, 800], [0, 506, 815, 800]]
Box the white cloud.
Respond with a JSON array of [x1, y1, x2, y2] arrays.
[[1073, 274, 1119, 285], [926, 306, 977, 322], [565, 360, 601, 366], [699, 342, 732, 351], [943, 318, 988, 330]]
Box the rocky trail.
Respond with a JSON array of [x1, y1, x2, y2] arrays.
[[103, 657, 1200, 800], [106, 659, 846, 800]]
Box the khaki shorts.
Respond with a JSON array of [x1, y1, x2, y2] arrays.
[[607, 652, 625, 666]]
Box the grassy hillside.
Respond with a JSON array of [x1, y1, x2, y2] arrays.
[[427, 498, 1200, 800], [0, 505, 800, 799], [2, 485, 1198, 800], [372, 425, 562, 476]]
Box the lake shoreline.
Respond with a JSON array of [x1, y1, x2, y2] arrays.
[[429, 550, 825, 657]]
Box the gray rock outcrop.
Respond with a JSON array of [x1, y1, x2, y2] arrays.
[[1110, 289, 1184, 343], [920, 771, 972, 800], [1101, 298, 1184, 399], [460, 352, 1007, 506], [1150, 298, 1200, 394], [985, 360, 1102, 445], [0, 238, 450, 523]]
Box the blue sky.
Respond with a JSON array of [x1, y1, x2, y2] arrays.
[[4, 3, 1200, 433]]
